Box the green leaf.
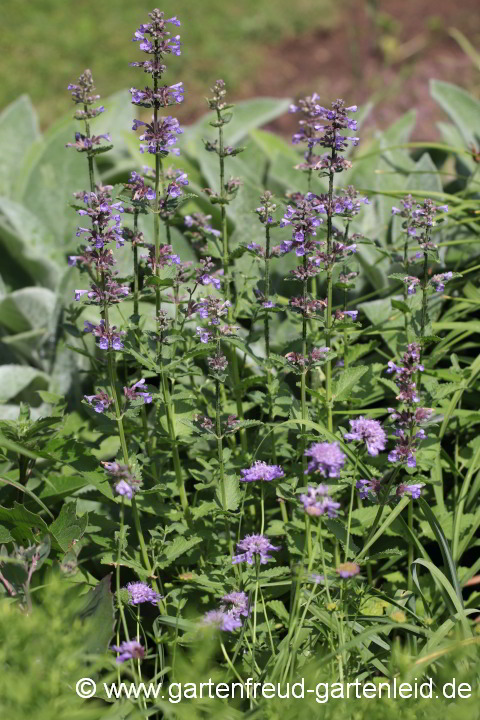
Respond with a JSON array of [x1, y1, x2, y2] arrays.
[[430, 80, 480, 148], [76, 574, 115, 655], [0, 502, 49, 544], [18, 115, 90, 247], [48, 501, 88, 552], [0, 198, 60, 288], [0, 287, 57, 334], [267, 599, 290, 623], [332, 366, 369, 402], [215, 475, 242, 512], [0, 95, 40, 198], [157, 536, 203, 568], [0, 364, 50, 404], [0, 525, 13, 543]]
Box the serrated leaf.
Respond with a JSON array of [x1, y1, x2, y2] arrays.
[[332, 366, 369, 402], [157, 536, 203, 568], [48, 501, 88, 552]]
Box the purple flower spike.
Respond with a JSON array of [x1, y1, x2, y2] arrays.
[[232, 534, 280, 565], [240, 461, 285, 483], [112, 640, 145, 664], [304, 442, 346, 477], [344, 417, 387, 456]]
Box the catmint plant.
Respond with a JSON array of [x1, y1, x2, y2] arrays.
[[130, 9, 191, 521], [204, 79, 247, 452]]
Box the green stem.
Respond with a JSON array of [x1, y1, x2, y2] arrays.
[[133, 210, 140, 319], [345, 452, 361, 562], [264, 223, 277, 463], [217, 111, 247, 453], [301, 255, 308, 471], [407, 500, 414, 591], [324, 144, 336, 434]]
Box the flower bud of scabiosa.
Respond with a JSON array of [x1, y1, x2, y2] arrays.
[[202, 609, 242, 632], [300, 485, 341, 518], [112, 640, 145, 664], [336, 562, 360, 579], [84, 391, 113, 413], [304, 441, 346, 477], [240, 461, 285, 483], [123, 379, 153, 404], [232, 534, 280, 565], [343, 417, 387, 457], [125, 581, 162, 605]]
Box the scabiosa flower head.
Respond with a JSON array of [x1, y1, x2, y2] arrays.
[[112, 640, 145, 663], [203, 610, 242, 632], [310, 573, 325, 584], [240, 461, 285, 483], [344, 417, 387, 456], [300, 485, 341, 518], [221, 591, 250, 618], [304, 442, 346, 477], [336, 562, 360, 578], [126, 582, 162, 605], [123, 379, 153, 404], [232, 534, 280, 565]]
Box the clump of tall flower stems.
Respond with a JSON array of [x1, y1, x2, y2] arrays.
[[61, 6, 463, 700]]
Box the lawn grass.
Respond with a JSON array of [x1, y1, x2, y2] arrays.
[[1, 0, 337, 127]]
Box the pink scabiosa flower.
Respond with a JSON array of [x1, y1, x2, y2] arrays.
[[304, 441, 346, 477], [336, 562, 360, 579], [112, 640, 145, 663], [344, 417, 387, 457], [232, 534, 280, 565], [240, 461, 285, 483]]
